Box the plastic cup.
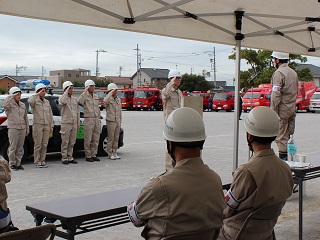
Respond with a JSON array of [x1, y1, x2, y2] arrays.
[[298, 154, 306, 163]]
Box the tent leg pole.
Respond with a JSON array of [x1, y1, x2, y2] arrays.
[[233, 39, 241, 173]]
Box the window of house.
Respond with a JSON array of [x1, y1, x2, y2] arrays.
[[76, 74, 79, 77], [68, 74, 71, 77]]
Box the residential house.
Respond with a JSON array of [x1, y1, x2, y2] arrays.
[[132, 68, 169, 89], [0, 75, 18, 92], [296, 64, 320, 87], [104, 76, 133, 88]]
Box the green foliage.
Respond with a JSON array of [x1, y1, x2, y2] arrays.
[[72, 80, 84, 87], [228, 49, 313, 90], [0, 87, 7, 94], [180, 73, 213, 92], [95, 78, 111, 87]]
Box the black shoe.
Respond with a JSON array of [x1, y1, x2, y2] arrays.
[[86, 158, 94, 162], [92, 157, 100, 162], [239, 118, 242, 120], [17, 165, 24, 170], [69, 160, 78, 164], [10, 165, 18, 171], [62, 160, 69, 165]]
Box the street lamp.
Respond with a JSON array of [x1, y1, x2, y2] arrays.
[[95, 50, 107, 77]]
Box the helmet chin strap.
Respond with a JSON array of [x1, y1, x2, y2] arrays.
[[166, 141, 176, 167], [247, 135, 254, 158]]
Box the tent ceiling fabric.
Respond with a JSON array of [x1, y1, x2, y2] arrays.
[[1, 0, 320, 56]]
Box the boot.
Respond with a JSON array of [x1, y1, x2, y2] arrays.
[[279, 152, 288, 161]]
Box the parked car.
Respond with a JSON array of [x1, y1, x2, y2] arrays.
[[0, 93, 124, 160], [309, 88, 320, 113]]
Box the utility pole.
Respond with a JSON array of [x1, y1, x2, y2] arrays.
[[133, 44, 141, 87], [205, 47, 217, 87], [119, 66, 124, 77], [95, 50, 107, 77], [16, 65, 27, 76], [41, 66, 46, 78]]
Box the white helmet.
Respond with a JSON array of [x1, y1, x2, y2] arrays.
[[271, 51, 289, 60], [63, 81, 73, 90], [35, 83, 47, 93], [168, 69, 182, 79], [85, 79, 95, 88], [163, 107, 206, 142], [108, 83, 118, 90], [9, 86, 21, 96], [244, 106, 279, 137]]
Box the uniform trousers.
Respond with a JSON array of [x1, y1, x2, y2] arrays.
[[276, 111, 296, 153], [60, 123, 77, 161], [106, 121, 120, 155], [8, 128, 25, 167], [84, 118, 101, 158], [33, 124, 50, 165]]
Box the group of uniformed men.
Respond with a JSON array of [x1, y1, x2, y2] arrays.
[[2, 79, 122, 170], [1, 51, 299, 237], [128, 51, 298, 239]]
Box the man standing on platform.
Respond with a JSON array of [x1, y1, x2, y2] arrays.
[[161, 69, 183, 170], [270, 52, 298, 160]]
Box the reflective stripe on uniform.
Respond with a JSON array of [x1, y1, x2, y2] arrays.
[[127, 201, 145, 227], [225, 189, 240, 210]]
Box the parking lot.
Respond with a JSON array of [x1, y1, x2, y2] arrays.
[[5, 110, 320, 239]]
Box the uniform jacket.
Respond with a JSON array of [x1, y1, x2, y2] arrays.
[[103, 91, 122, 123], [77, 91, 100, 118], [59, 91, 80, 125], [28, 95, 53, 128], [2, 96, 29, 132], [161, 81, 182, 121], [136, 157, 225, 240], [271, 63, 298, 116], [0, 157, 11, 211], [222, 149, 293, 240]]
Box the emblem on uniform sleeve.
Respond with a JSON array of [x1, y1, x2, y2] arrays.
[[272, 84, 282, 93], [225, 189, 240, 210], [127, 201, 145, 227]]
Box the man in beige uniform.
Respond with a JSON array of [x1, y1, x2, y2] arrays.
[[78, 79, 101, 162], [161, 69, 183, 170], [104, 83, 122, 160], [3, 87, 29, 171], [0, 156, 17, 233], [219, 107, 293, 240], [128, 107, 225, 240], [270, 51, 298, 160], [59, 81, 80, 164], [28, 83, 53, 168]]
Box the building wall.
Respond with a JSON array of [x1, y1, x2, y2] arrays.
[[50, 69, 92, 87], [0, 78, 17, 92], [132, 72, 168, 89]]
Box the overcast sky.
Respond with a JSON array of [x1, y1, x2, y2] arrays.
[[0, 14, 319, 86]]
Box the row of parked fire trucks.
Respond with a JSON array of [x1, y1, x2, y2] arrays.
[[96, 82, 319, 112]]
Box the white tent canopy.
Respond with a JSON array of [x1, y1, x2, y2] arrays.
[[1, 0, 319, 170], [1, 0, 319, 56]]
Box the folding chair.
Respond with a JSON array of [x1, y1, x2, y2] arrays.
[[161, 228, 219, 240], [0, 224, 56, 240], [235, 202, 286, 240]]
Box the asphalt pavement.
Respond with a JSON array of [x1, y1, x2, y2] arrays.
[[5, 110, 320, 239]]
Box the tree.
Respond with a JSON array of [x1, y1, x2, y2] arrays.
[[228, 49, 313, 90], [180, 73, 213, 92]]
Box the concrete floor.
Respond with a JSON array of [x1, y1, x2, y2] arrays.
[[5, 110, 320, 239]]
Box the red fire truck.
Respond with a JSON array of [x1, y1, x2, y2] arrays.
[[117, 88, 134, 110], [96, 88, 108, 110], [296, 81, 316, 111], [133, 87, 163, 111], [242, 82, 316, 112], [242, 84, 271, 112], [212, 91, 235, 112]]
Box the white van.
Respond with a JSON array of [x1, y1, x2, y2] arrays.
[[309, 89, 320, 113]]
